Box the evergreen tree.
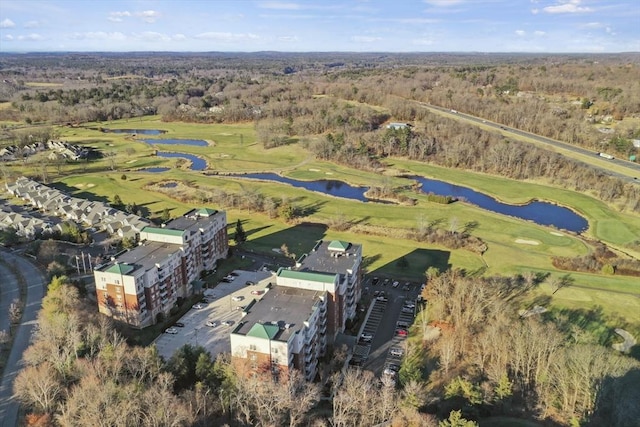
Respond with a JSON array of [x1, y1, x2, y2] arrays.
[[235, 219, 246, 245]]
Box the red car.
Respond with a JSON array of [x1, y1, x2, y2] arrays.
[[395, 328, 408, 337], [251, 290, 264, 295]]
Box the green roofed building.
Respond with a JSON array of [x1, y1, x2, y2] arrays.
[[94, 208, 228, 328], [230, 286, 328, 381], [275, 239, 362, 340]]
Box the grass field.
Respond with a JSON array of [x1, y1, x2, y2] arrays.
[[5, 116, 638, 335]]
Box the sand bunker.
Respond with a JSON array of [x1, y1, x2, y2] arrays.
[[515, 239, 540, 245], [309, 168, 320, 172], [613, 328, 636, 352], [550, 231, 564, 236]]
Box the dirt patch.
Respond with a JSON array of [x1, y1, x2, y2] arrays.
[[515, 238, 540, 245]]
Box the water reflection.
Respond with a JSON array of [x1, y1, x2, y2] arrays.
[[156, 152, 207, 171], [411, 176, 588, 232]]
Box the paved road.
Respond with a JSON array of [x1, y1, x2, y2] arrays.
[[0, 251, 46, 427], [419, 103, 640, 184], [0, 262, 20, 337]]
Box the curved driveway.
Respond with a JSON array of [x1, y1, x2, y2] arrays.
[[0, 251, 46, 427]]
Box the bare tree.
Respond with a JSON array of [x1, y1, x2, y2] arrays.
[[13, 362, 64, 414]]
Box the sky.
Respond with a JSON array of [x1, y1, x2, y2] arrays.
[[0, 0, 638, 53]]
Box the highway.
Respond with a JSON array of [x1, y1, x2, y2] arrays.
[[419, 103, 640, 184], [0, 251, 46, 427]]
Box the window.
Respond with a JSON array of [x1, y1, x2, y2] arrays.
[[249, 344, 257, 351]]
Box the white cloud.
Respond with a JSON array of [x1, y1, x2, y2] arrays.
[[582, 22, 604, 29], [534, 30, 546, 36], [259, 2, 301, 10], [194, 32, 260, 43], [423, 0, 465, 6], [136, 10, 160, 23], [24, 20, 41, 28], [543, 0, 593, 14], [132, 32, 172, 42], [351, 35, 381, 43], [173, 34, 187, 41], [0, 18, 16, 28], [68, 32, 126, 41], [17, 33, 45, 41], [108, 11, 131, 23], [412, 38, 435, 46], [515, 30, 526, 36], [277, 35, 298, 42], [3, 34, 14, 41]]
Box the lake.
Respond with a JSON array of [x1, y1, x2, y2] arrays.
[[141, 167, 170, 173], [142, 139, 209, 147], [100, 129, 166, 135], [227, 173, 370, 202], [156, 152, 207, 171], [411, 176, 588, 233]]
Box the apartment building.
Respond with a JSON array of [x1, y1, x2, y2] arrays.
[[94, 208, 228, 328], [276, 240, 362, 339], [230, 286, 328, 381], [230, 240, 362, 381]]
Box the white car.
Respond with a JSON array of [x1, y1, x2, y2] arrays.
[[231, 295, 244, 302], [390, 347, 404, 357], [193, 303, 204, 309], [165, 327, 178, 334], [206, 320, 219, 327], [360, 333, 373, 342]]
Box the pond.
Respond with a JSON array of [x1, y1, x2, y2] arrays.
[[156, 152, 207, 171], [411, 176, 588, 233], [142, 139, 209, 147], [100, 128, 166, 135], [141, 167, 170, 173], [227, 173, 370, 202]]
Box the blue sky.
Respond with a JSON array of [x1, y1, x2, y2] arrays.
[[0, 0, 638, 53]]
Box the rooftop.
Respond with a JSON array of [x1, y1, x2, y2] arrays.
[[298, 240, 362, 275], [98, 241, 181, 275], [233, 286, 325, 343], [163, 208, 223, 235]]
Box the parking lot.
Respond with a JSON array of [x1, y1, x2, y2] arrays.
[[352, 276, 423, 378], [155, 269, 274, 360]]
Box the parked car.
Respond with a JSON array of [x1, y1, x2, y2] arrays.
[[223, 320, 233, 326], [376, 296, 388, 302], [383, 367, 397, 377], [165, 327, 178, 334], [383, 278, 390, 286], [404, 302, 416, 309], [396, 321, 409, 329], [390, 347, 404, 357], [232, 295, 244, 301], [392, 281, 399, 288], [373, 290, 380, 297], [360, 333, 373, 342], [401, 306, 414, 313], [371, 277, 379, 285], [245, 281, 255, 286], [235, 305, 245, 311], [193, 303, 204, 309], [395, 328, 408, 337], [206, 320, 219, 327], [250, 290, 263, 295], [221, 278, 233, 283], [174, 322, 185, 328]]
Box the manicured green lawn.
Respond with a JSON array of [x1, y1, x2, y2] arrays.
[[24, 117, 637, 334]]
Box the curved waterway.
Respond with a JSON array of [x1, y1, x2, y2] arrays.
[[156, 152, 207, 171], [100, 128, 166, 135], [224, 172, 588, 232], [227, 173, 369, 202], [411, 176, 588, 232]]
